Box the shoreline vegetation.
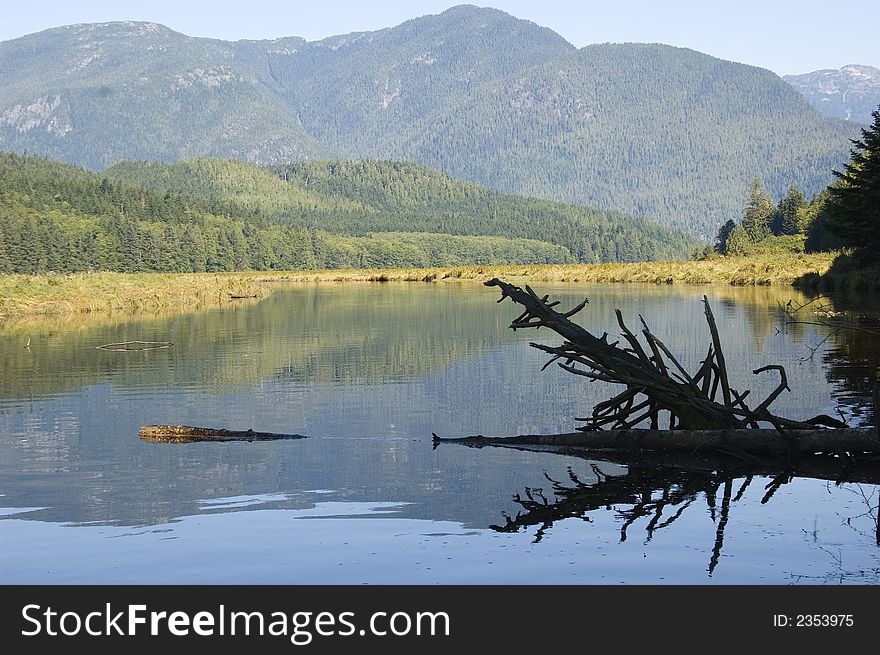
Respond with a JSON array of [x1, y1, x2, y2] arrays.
[[3, 251, 870, 324]]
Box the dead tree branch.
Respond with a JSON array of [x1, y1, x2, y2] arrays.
[[485, 277, 848, 433]]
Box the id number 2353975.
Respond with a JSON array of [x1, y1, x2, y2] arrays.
[[773, 615, 854, 628]]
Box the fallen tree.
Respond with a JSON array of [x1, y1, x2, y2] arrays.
[[139, 424, 308, 444], [433, 427, 879, 457], [437, 279, 878, 457]]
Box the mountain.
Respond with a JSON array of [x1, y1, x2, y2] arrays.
[[0, 6, 860, 239], [0, 152, 698, 275], [0, 22, 322, 167], [784, 65, 880, 125], [390, 43, 856, 237], [267, 5, 574, 157]]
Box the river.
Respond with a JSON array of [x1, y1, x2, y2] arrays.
[[1, 281, 877, 583]]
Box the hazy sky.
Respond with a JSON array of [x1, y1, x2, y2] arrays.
[[1, 0, 877, 76]]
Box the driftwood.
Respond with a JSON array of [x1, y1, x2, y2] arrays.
[[139, 424, 308, 444], [432, 279, 879, 464], [97, 340, 173, 351], [437, 282, 880, 574], [484, 277, 850, 432], [433, 427, 880, 456]]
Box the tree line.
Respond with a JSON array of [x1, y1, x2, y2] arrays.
[[2, 152, 698, 274], [712, 105, 880, 259], [0, 153, 581, 274]]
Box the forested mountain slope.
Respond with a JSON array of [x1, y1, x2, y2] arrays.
[[106, 157, 699, 263], [0, 153, 698, 274], [0, 6, 858, 239]]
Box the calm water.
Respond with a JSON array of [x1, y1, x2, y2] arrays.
[[1, 282, 878, 584]]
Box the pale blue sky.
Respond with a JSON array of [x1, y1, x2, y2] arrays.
[[1, 1, 877, 76]]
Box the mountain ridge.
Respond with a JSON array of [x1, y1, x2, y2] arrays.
[[784, 64, 880, 124], [0, 6, 861, 239]]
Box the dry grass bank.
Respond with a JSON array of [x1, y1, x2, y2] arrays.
[[270, 252, 835, 286], [0, 253, 838, 323]]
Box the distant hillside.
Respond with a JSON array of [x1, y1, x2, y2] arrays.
[[784, 65, 880, 124], [266, 5, 574, 157], [0, 153, 698, 274], [0, 6, 859, 239], [392, 43, 856, 237], [105, 157, 699, 263]]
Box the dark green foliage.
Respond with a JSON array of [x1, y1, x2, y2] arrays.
[[741, 178, 774, 242], [0, 152, 697, 274], [772, 184, 807, 236], [725, 224, 754, 256], [822, 106, 880, 256], [803, 190, 844, 252], [714, 219, 737, 254], [804, 211, 845, 253], [0, 10, 860, 240]]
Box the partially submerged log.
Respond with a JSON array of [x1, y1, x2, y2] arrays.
[[433, 427, 880, 456], [439, 432, 880, 564], [139, 424, 308, 444], [97, 340, 173, 351]]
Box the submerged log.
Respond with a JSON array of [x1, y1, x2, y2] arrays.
[[139, 425, 308, 444], [433, 427, 880, 456]]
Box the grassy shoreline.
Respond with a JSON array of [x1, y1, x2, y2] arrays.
[[0, 272, 268, 319], [0, 253, 843, 322], [274, 252, 836, 285]]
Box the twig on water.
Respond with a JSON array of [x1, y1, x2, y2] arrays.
[[96, 340, 173, 351]]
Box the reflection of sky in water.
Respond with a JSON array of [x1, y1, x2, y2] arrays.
[[0, 283, 878, 584], [2, 477, 878, 584]]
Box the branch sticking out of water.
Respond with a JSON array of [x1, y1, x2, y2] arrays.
[[483, 277, 849, 433]]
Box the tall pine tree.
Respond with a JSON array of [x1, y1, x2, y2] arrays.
[[714, 219, 736, 254], [772, 184, 807, 236], [741, 178, 774, 242], [824, 106, 880, 256]]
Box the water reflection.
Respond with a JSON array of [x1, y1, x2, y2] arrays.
[[484, 445, 880, 576], [1, 281, 878, 584], [822, 329, 880, 428], [782, 291, 880, 427]]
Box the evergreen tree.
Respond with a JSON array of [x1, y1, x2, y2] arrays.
[[741, 178, 774, 242], [714, 219, 736, 254], [725, 224, 753, 256], [804, 207, 845, 253], [0, 226, 11, 273], [823, 105, 880, 256], [795, 189, 827, 235], [772, 184, 807, 236]]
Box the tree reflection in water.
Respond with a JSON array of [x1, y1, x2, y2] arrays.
[[489, 447, 880, 576], [483, 288, 880, 577], [783, 292, 880, 428]]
